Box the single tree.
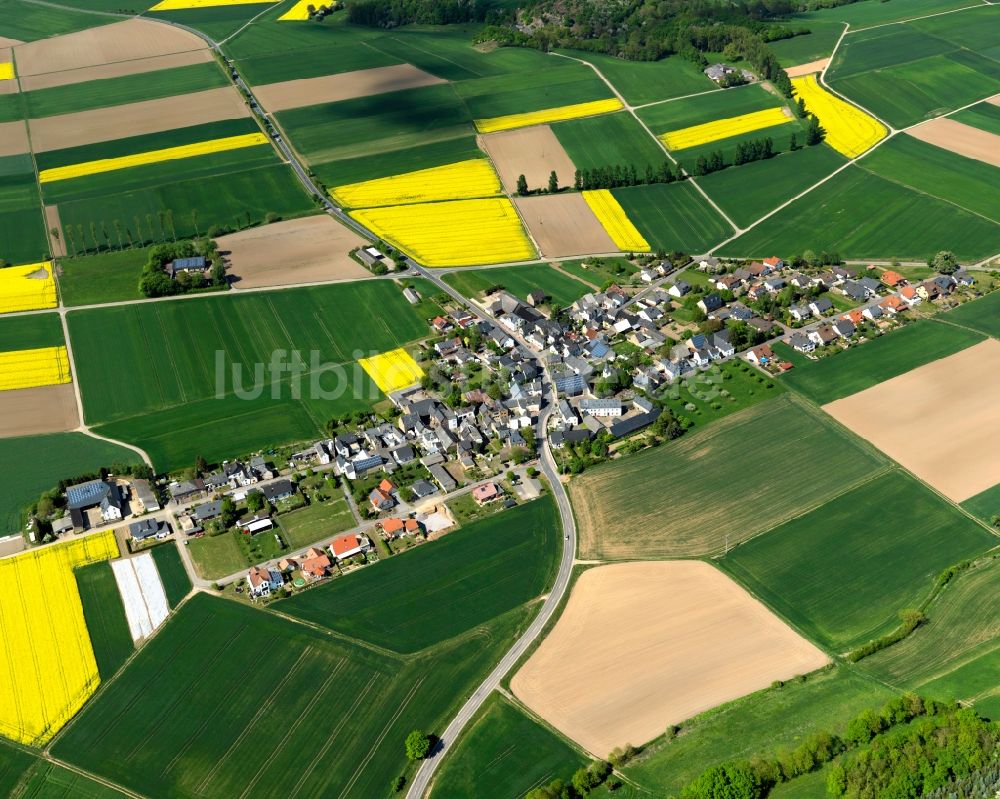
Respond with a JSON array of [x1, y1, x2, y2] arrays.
[[405, 730, 431, 760], [516, 173, 529, 196], [547, 170, 558, 193], [789, 132, 799, 151], [246, 491, 265, 514]]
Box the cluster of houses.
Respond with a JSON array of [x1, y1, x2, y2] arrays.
[[246, 532, 373, 599]]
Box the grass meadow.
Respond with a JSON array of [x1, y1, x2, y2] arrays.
[[443, 264, 591, 307], [150, 544, 191, 609], [75, 561, 133, 680], [277, 497, 355, 549], [611, 183, 733, 253], [187, 530, 247, 580], [570, 396, 887, 559], [56, 248, 148, 306], [0, 313, 63, 352], [552, 112, 667, 172], [721, 470, 997, 651], [279, 497, 561, 653]]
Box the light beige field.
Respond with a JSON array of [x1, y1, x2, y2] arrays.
[[29, 86, 250, 152], [18, 49, 213, 92], [513, 194, 615, 258], [0, 120, 28, 157], [480, 125, 579, 194], [252, 64, 445, 113], [45, 206, 66, 257], [907, 118, 1000, 168], [219, 215, 369, 289], [0, 384, 78, 438], [512, 561, 829, 756], [13, 19, 205, 77], [823, 338, 1000, 502], [0, 37, 23, 49], [0, 47, 16, 95], [785, 58, 830, 77]]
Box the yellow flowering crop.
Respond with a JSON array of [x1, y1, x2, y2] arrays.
[[358, 348, 425, 394], [0, 346, 71, 391], [151, 0, 276, 9], [0, 262, 57, 314], [332, 159, 501, 209], [278, 0, 314, 19], [582, 190, 650, 252], [792, 74, 886, 158], [0, 532, 120, 746], [38, 132, 270, 183], [351, 198, 536, 267], [660, 107, 793, 150], [0, 62, 14, 81], [475, 98, 623, 134]]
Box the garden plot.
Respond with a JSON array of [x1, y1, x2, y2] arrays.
[[252, 63, 445, 112], [111, 553, 169, 642], [19, 50, 214, 91], [479, 125, 578, 194], [513, 193, 615, 258], [907, 117, 1000, 168]]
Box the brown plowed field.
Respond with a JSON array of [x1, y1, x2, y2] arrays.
[[0, 120, 29, 157], [514, 194, 615, 258], [785, 58, 831, 77], [480, 125, 579, 194], [0, 384, 79, 437], [18, 50, 213, 92], [906, 118, 1000, 169]]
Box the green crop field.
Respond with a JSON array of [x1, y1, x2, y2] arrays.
[[75, 561, 133, 680], [280, 497, 561, 653], [455, 62, 613, 119], [830, 24, 957, 80], [638, 84, 785, 135], [721, 470, 996, 650], [699, 145, 846, 228], [433, 693, 588, 799], [147, 4, 274, 40], [57, 248, 148, 306], [672, 117, 812, 171], [943, 288, 1000, 338], [952, 100, 1000, 135], [0, 433, 141, 536], [557, 50, 716, 105], [570, 396, 887, 559], [776, 319, 986, 405], [23, 63, 229, 119], [611, 183, 733, 253], [769, 21, 845, 66], [443, 264, 590, 307], [315, 137, 486, 188], [0, 0, 113, 40], [150, 544, 192, 609], [963, 483, 1000, 523], [719, 166, 1000, 262], [0, 312, 63, 352], [277, 498, 355, 549], [0, 155, 49, 265], [795, 0, 983, 29], [0, 741, 127, 799], [52, 591, 536, 798], [552, 112, 666, 172], [622, 667, 896, 795]]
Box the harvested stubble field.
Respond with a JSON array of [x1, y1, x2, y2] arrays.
[[511, 561, 829, 756], [824, 339, 1000, 502], [221, 215, 368, 288], [570, 396, 887, 559], [513, 193, 616, 257], [908, 116, 1000, 169], [480, 125, 578, 194], [721, 470, 997, 651]]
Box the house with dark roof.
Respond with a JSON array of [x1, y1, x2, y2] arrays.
[[129, 518, 169, 541], [66, 479, 123, 528]]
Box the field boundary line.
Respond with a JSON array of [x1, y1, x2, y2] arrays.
[[631, 85, 725, 111], [42, 754, 147, 799], [844, 0, 992, 33], [926, 313, 994, 338]]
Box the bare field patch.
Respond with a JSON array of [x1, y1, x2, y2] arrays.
[[823, 338, 1000, 502], [29, 86, 250, 152], [907, 118, 1000, 169], [0, 120, 28, 157], [219, 215, 369, 289], [785, 58, 831, 77], [0, 384, 78, 437], [480, 125, 579, 194], [14, 19, 206, 78], [252, 64, 445, 113], [45, 206, 65, 257], [511, 561, 829, 756], [513, 193, 615, 258], [18, 50, 213, 92]]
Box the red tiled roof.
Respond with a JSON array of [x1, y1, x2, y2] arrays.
[[378, 478, 396, 493], [381, 518, 405, 534], [881, 270, 904, 286], [331, 534, 365, 557]]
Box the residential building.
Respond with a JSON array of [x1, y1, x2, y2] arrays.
[[247, 566, 284, 599], [329, 533, 371, 562], [66, 479, 123, 528]]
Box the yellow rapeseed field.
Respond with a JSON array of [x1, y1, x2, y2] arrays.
[[0, 62, 15, 81], [331, 159, 501, 208], [660, 107, 793, 150], [351, 198, 536, 267], [38, 132, 270, 183], [582, 190, 650, 252], [475, 98, 624, 134], [358, 348, 425, 394], [0, 262, 57, 314], [792, 74, 886, 158], [278, 0, 314, 19], [0, 532, 120, 746], [0, 346, 71, 391], [151, 0, 276, 9]]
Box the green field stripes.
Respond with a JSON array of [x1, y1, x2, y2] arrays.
[[952, 101, 1000, 135], [672, 117, 811, 168], [962, 483, 1000, 524], [460, 62, 615, 120], [0, 95, 21, 124], [831, 25, 957, 80], [638, 83, 785, 135], [0, 313, 63, 352], [0, 0, 113, 40], [943, 289, 1000, 338], [611, 183, 733, 253], [433, 693, 587, 799], [444, 265, 590, 308], [147, 4, 275, 40], [721, 470, 997, 651], [314, 137, 486, 189], [558, 50, 717, 106], [769, 21, 846, 67], [0, 434, 142, 536], [794, 0, 986, 30], [279, 498, 561, 653], [0, 744, 126, 799], [719, 166, 1000, 261], [24, 63, 229, 119], [698, 145, 847, 228], [0, 154, 49, 265], [75, 561, 134, 680], [622, 667, 897, 794], [775, 319, 986, 405], [0, 743, 34, 796], [569, 396, 887, 559], [552, 112, 666, 172], [51, 592, 535, 798], [150, 545, 192, 609]]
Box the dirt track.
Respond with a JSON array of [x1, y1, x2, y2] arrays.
[[514, 194, 616, 258], [252, 64, 445, 113], [0, 120, 28, 157], [29, 86, 250, 152], [18, 50, 213, 91], [480, 125, 579, 194], [45, 207, 66, 257], [14, 19, 206, 77], [511, 561, 829, 756], [0, 384, 79, 437], [219, 215, 370, 289], [785, 58, 831, 77], [823, 338, 1000, 502], [906, 119, 1000, 169]]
